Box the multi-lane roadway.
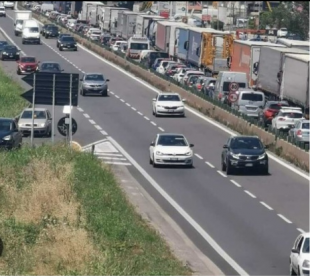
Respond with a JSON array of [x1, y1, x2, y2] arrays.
[[0, 10, 309, 275]]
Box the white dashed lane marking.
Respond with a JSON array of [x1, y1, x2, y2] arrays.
[[260, 201, 273, 210], [194, 154, 203, 160], [132, 107, 137, 111], [244, 190, 256, 199], [205, 161, 215, 168], [115, 95, 120, 99], [158, 127, 165, 132], [100, 130, 108, 135], [120, 99, 125, 102], [89, 119, 96, 124], [110, 91, 115, 95], [144, 116, 150, 120], [94, 125, 102, 130], [126, 103, 131, 107], [297, 228, 305, 233], [217, 171, 227, 178], [138, 112, 143, 116], [83, 113, 90, 118], [150, 121, 157, 126], [77, 107, 84, 112], [277, 214, 292, 224], [230, 180, 241, 187]]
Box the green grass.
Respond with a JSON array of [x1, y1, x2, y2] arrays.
[[0, 145, 191, 275], [0, 65, 28, 117]]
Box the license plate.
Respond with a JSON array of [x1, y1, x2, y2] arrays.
[[170, 158, 178, 161], [27, 68, 32, 71], [245, 163, 253, 167], [169, 109, 175, 112]]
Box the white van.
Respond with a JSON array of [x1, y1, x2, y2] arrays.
[[214, 71, 248, 101], [232, 90, 265, 118], [22, 20, 40, 44]]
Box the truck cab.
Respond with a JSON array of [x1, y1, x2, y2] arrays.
[[127, 35, 150, 60], [22, 20, 40, 45]]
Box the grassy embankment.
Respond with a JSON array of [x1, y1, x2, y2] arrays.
[[0, 66, 191, 274]]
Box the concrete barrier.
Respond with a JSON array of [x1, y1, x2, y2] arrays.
[[28, 10, 309, 172]]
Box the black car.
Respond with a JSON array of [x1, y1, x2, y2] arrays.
[[37, 61, 64, 73], [58, 36, 77, 51], [1, 45, 20, 61], [56, 33, 71, 48], [0, 41, 8, 52], [141, 51, 169, 69], [221, 136, 269, 175], [0, 118, 22, 150], [44, 26, 59, 38], [41, 23, 55, 35]]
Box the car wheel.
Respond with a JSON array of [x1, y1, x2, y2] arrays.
[[59, 47, 63, 51], [102, 89, 108, 96], [81, 89, 85, 96], [154, 109, 158, 117], [221, 158, 226, 171], [37, 39, 41, 45], [22, 39, 25, 44], [1, 56, 4, 61], [152, 155, 157, 168], [226, 159, 233, 175], [289, 261, 297, 275], [149, 157, 153, 165], [45, 34, 49, 39], [14, 31, 18, 36], [74, 48, 78, 51], [261, 166, 269, 175], [17, 68, 21, 75]]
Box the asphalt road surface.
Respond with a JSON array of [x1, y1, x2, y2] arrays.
[[0, 11, 309, 276]]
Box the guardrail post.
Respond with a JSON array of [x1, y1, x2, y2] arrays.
[[91, 144, 95, 155]]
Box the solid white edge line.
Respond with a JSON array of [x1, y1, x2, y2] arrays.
[[230, 179, 241, 187], [297, 228, 305, 233], [259, 201, 273, 210], [95, 153, 123, 157], [194, 153, 203, 160], [107, 135, 249, 276], [217, 170, 227, 178], [14, 12, 309, 181], [277, 214, 293, 224], [244, 190, 257, 199], [81, 138, 109, 149], [98, 157, 127, 161], [0, 27, 27, 56], [104, 161, 132, 166], [205, 161, 215, 168]]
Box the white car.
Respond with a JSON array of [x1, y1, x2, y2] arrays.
[[277, 27, 288, 37], [0, 6, 6, 16], [156, 60, 176, 75], [290, 232, 309, 276], [173, 67, 191, 82], [3, 1, 14, 9], [152, 93, 185, 117], [149, 133, 194, 167], [271, 107, 304, 131]]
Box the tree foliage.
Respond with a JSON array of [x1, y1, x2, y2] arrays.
[[259, 2, 309, 40]]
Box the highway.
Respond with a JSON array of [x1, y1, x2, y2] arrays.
[[1, 11, 309, 275]]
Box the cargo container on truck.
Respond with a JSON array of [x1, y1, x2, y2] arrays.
[[14, 10, 32, 36], [145, 17, 166, 46], [102, 7, 127, 33], [116, 10, 125, 36], [276, 38, 310, 51], [110, 8, 128, 35], [155, 21, 188, 55], [135, 14, 165, 36], [81, 1, 103, 23], [230, 41, 285, 87], [122, 11, 140, 39], [176, 26, 189, 61], [257, 47, 309, 97], [41, 3, 54, 12], [280, 54, 310, 107]]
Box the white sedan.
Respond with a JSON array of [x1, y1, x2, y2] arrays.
[[290, 232, 309, 276], [149, 133, 194, 167], [152, 93, 185, 117]]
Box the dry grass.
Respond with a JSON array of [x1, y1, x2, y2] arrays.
[[0, 154, 102, 274]]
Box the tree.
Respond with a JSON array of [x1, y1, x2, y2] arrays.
[[259, 2, 309, 40]]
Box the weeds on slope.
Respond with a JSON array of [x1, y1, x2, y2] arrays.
[[0, 145, 191, 275], [0, 66, 28, 117]]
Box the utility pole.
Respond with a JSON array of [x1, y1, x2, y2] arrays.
[[217, 1, 219, 30]]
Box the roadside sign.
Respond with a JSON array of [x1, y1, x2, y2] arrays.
[[229, 92, 238, 103], [229, 82, 239, 92], [57, 117, 78, 137]]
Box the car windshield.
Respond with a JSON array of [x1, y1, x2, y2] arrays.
[[282, 112, 303, 118], [21, 57, 36, 62], [241, 93, 263, 101], [21, 110, 46, 119], [158, 95, 180, 101], [302, 122, 310, 129], [231, 138, 263, 150], [302, 238, 309, 253], [48, 27, 58, 31], [268, 103, 289, 110], [41, 63, 61, 71], [28, 27, 39, 33], [60, 34, 71, 38], [0, 120, 11, 132], [4, 46, 17, 51], [130, 43, 148, 50], [62, 37, 75, 42], [157, 135, 188, 147], [85, 74, 104, 81]]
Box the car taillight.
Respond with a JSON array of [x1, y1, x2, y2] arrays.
[[197, 84, 202, 90], [218, 93, 223, 99], [278, 118, 286, 121], [296, 130, 302, 136], [267, 109, 276, 113]]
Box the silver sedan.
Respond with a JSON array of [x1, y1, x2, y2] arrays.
[[80, 73, 109, 96]]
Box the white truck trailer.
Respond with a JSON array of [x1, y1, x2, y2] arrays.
[[14, 10, 32, 36]]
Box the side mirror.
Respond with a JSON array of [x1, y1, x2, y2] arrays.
[[223, 145, 228, 149], [190, 144, 194, 148], [150, 142, 155, 146], [291, 248, 299, 254], [106, 79, 110, 82], [152, 98, 156, 102]]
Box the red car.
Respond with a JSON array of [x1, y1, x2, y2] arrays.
[[16, 56, 39, 75]]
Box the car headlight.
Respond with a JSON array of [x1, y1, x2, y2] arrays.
[[74, 43, 77, 46], [258, 153, 266, 160], [302, 260, 310, 268], [40, 123, 46, 127], [156, 151, 163, 155], [231, 153, 240, 159], [2, 52, 7, 54], [60, 43, 63, 46], [3, 135, 12, 141], [185, 151, 192, 156], [18, 123, 25, 127], [156, 105, 162, 108]]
